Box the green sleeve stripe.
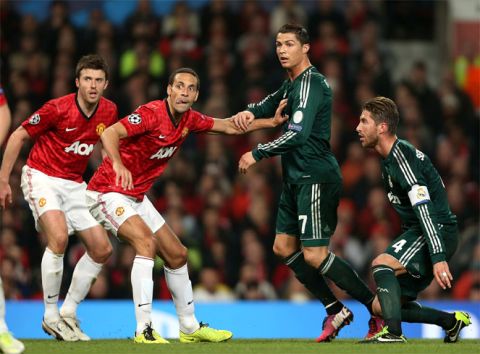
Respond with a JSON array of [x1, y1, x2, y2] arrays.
[[418, 204, 442, 253], [392, 146, 417, 186], [257, 130, 297, 151], [299, 69, 312, 108]]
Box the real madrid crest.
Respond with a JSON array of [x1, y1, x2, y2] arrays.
[[39, 197, 47, 207]]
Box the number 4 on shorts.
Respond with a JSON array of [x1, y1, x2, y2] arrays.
[[392, 239, 407, 253]]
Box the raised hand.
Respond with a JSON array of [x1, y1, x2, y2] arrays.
[[272, 99, 289, 126], [232, 111, 255, 132]]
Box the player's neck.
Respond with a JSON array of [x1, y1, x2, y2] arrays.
[[286, 58, 311, 81], [76, 94, 99, 117], [376, 135, 398, 158]]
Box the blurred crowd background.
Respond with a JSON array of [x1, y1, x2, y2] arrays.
[[0, 0, 478, 304]]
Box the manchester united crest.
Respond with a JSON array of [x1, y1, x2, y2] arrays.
[[39, 197, 47, 207], [96, 123, 106, 136], [181, 128, 189, 138], [115, 207, 125, 216]]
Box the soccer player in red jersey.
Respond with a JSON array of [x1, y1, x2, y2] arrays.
[[0, 55, 117, 342], [0, 86, 25, 354], [86, 67, 287, 343]]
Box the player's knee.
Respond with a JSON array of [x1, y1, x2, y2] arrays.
[[303, 247, 328, 269], [48, 235, 69, 254], [371, 254, 391, 268], [89, 242, 113, 264], [133, 234, 156, 258], [272, 242, 289, 258], [165, 244, 188, 269]]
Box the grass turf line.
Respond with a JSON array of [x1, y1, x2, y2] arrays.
[[22, 339, 480, 354]]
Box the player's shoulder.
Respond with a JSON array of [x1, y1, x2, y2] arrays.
[[392, 139, 430, 168], [139, 99, 165, 115], [303, 67, 329, 88], [394, 139, 419, 158], [99, 96, 117, 111]]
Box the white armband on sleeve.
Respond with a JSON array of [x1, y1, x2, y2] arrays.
[[408, 184, 431, 207]]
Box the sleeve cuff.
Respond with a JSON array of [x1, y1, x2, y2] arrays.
[[252, 148, 262, 161], [431, 252, 446, 264]]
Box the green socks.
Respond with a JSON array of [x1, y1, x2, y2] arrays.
[[319, 252, 375, 313], [285, 251, 343, 315], [372, 265, 402, 335], [401, 301, 456, 329]]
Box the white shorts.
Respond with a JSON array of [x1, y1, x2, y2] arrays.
[[85, 190, 165, 237], [20, 166, 99, 235]]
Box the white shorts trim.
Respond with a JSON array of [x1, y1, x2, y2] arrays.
[[85, 190, 165, 236], [20, 166, 98, 235]]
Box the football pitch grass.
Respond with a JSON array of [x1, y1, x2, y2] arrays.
[[23, 339, 480, 354]]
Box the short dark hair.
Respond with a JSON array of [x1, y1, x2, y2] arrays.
[[277, 23, 310, 44], [168, 67, 200, 90], [362, 96, 399, 134], [75, 54, 109, 80]]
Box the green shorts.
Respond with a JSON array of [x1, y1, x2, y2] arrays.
[[276, 182, 341, 247], [386, 224, 458, 300]]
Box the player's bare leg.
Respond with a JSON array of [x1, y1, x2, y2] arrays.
[[155, 224, 232, 343], [118, 215, 168, 344], [60, 225, 112, 341], [39, 211, 78, 341]]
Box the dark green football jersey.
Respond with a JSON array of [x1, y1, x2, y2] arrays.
[[248, 66, 341, 184], [381, 139, 457, 263]]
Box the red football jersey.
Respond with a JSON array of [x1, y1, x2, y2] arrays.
[[0, 86, 6, 106], [22, 93, 118, 182], [88, 99, 214, 200]]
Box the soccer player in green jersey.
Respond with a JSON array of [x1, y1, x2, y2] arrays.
[[356, 96, 471, 343], [234, 23, 380, 342]]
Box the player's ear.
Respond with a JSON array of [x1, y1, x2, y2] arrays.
[[302, 43, 310, 54], [193, 90, 199, 102], [104, 80, 109, 90], [75, 78, 80, 89], [167, 85, 172, 96]]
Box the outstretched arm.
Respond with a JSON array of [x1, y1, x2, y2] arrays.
[[0, 126, 30, 208], [101, 122, 133, 190], [210, 99, 288, 135], [0, 102, 12, 145]]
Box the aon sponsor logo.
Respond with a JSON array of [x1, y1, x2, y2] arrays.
[[64, 141, 94, 155], [150, 146, 177, 159]]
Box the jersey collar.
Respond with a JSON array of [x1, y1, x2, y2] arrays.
[[164, 98, 183, 128], [384, 138, 400, 163], [75, 93, 100, 120]]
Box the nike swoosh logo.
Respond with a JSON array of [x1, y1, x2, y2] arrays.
[[47, 294, 59, 299], [138, 303, 151, 307], [159, 135, 166, 139], [66, 127, 77, 132], [187, 300, 194, 305]]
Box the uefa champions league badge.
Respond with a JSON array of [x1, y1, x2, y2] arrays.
[[29, 113, 41, 125]]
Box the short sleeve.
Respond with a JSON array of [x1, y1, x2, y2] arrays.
[[119, 105, 156, 137], [190, 110, 214, 132], [21, 101, 59, 138]]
